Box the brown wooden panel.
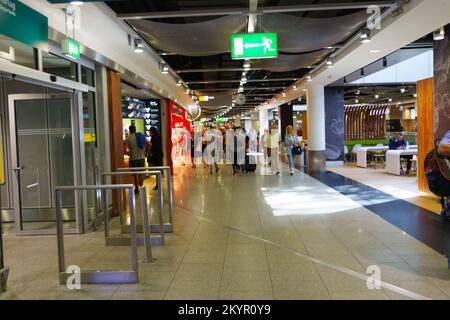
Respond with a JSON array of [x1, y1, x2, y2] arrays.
[[417, 77, 434, 194], [107, 70, 125, 215]]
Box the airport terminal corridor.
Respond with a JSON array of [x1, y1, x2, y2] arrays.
[[2, 164, 449, 300]]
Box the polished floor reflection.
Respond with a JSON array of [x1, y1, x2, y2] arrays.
[[1, 164, 449, 300]]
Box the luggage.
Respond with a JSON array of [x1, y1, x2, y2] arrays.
[[244, 154, 257, 173]]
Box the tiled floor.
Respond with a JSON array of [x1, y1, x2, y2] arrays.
[[1, 163, 449, 300], [328, 163, 442, 213]]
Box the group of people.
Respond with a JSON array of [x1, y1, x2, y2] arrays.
[[261, 124, 304, 176], [124, 125, 163, 193]]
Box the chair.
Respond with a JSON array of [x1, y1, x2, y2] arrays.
[[373, 152, 385, 169]]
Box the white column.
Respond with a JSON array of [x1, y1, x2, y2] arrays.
[[306, 84, 326, 151], [259, 108, 269, 137]]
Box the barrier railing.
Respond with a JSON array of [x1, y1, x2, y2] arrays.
[[0, 196, 8, 294], [101, 171, 165, 246], [117, 166, 173, 233], [55, 184, 139, 284]]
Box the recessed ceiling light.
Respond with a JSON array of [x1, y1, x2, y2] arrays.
[[70, 1, 84, 5], [370, 49, 381, 53]]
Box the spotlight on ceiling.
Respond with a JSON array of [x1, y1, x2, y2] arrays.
[[326, 58, 334, 68], [306, 74, 312, 82], [434, 27, 446, 41], [159, 61, 169, 74], [400, 88, 407, 93], [375, 94, 380, 99], [70, 1, 84, 5], [134, 39, 144, 53], [361, 28, 371, 44], [293, 85, 298, 91], [176, 78, 182, 86], [355, 99, 359, 104], [185, 88, 190, 94], [388, 98, 393, 102]]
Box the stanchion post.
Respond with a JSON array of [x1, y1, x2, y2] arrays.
[[140, 187, 155, 263], [167, 168, 173, 225], [157, 173, 164, 244], [102, 189, 109, 238], [55, 190, 66, 275]]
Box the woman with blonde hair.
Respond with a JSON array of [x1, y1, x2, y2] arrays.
[[285, 125, 301, 175]]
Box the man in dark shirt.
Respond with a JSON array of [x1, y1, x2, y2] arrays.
[[389, 132, 412, 174], [147, 127, 164, 190]]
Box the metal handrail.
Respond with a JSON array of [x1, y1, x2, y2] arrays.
[[55, 184, 139, 284], [117, 166, 173, 227], [102, 171, 165, 243]]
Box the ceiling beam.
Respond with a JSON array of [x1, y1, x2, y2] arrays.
[[186, 78, 297, 84], [117, 1, 396, 20], [177, 68, 262, 73]]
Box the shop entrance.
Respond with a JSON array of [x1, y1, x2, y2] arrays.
[[8, 93, 82, 235]]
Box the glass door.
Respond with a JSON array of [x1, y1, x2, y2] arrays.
[[8, 93, 81, 235]]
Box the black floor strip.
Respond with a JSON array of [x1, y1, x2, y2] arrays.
[[309, 170, 450, 258]]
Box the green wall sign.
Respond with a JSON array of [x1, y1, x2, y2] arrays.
[[231, 33, 278, 60], [0, 0, 48, 50], [62, 38, 81, 60]]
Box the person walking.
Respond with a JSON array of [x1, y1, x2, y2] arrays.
[[268, 123, 280, 175], [261, 129, 269, 166], [285, 125, 300, 176], [125, 125, 146, 194], [147, 127, 164, 190]]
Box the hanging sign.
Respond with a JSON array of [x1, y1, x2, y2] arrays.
[[61, 38, 81, 60], [231, 33, 278, 60]]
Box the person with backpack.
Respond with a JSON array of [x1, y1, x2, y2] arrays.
[[147, 127, 164, 190], [125, 125, 146, 194]]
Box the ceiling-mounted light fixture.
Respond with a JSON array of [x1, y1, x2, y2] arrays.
[[375, 94, 380, 99], [434, 27, 445, 41], [306, 74, 312, 82], [185, 88, 190, 94], [400, 88, 406, 93], [243, 61, 250, 70], [355, 99, 359, 104], [356, 90, 360, 95], [326, 58, 334, 68], [176, 78, 182, 86], [388, 98, 393, 102], [383, 57, 387, 68], [134, 39, 144, 53], [70, 1, 84, 5], [282, 92, 286, 97], [160, 61, 169, 74], [361, 28, 371, 44], [293, 85, 298, 91], [413, 93, 418, 98]]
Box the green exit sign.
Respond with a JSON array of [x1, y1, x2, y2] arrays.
[[231, 33, 278, 60], [62, 38, 81, 60]]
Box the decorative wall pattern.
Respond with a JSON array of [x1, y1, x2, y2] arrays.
[[434, 24, 450, 140], [344, 105, 388, 141], [325, 87, 344, 161]]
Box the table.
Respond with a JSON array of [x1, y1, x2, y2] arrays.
[[386, 149, 419, 176], [357, 146, 389, 168], [357, 145, 418, 168]]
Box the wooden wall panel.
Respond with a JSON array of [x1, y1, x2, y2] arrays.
[[417, 77, 434, 194], [107, 70, 124, 215]]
